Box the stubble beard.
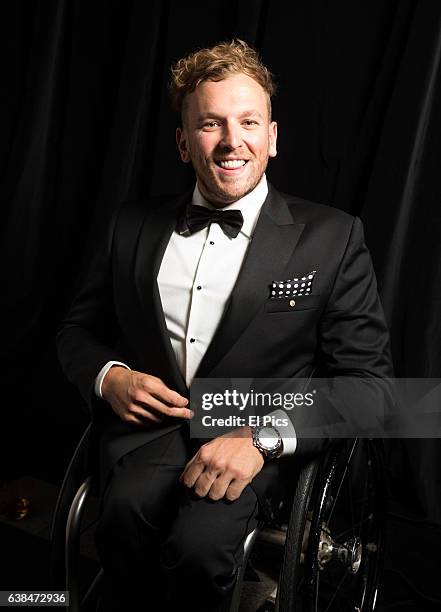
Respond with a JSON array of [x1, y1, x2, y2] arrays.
[[197, 158, 268, 207]]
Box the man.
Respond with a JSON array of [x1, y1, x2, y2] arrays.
[[57, 39, 393, 611]]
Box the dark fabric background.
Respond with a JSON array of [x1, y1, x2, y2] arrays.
[[2, 0, 441, 543]]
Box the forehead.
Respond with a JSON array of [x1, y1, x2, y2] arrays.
[[185, 73, 269, 119]]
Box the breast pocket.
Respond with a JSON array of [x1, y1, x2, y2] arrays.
[[264, 294, 321, 314]]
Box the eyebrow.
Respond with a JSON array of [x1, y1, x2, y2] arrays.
[[197, 110, 264, 121]]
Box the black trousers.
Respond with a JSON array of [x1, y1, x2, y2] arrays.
[[94, 426, 282, 611]]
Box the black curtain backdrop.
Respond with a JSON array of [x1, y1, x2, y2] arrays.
[[2, 0, 441, 538]]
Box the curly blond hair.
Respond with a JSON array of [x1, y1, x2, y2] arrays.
[[169, 39, 276, 119]]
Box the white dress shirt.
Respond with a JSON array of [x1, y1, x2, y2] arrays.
[[95, 174, 297, 455]]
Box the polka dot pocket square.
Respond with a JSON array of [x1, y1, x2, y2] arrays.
[[270, 270, 317, 299]]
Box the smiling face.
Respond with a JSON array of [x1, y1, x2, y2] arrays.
[[176, 72, 277, 207]]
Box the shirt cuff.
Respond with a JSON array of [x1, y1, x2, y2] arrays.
[[94, 361, 131, 398], [267, 409, 297, 456]]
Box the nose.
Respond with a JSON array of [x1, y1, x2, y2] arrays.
[[219, 122, 242, 150]]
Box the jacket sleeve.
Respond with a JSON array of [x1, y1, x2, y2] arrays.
[[56, 208, 127, 415], [294, 216, 395, 456]]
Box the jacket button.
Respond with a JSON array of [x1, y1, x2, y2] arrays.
[[289, 299, 296, 307]]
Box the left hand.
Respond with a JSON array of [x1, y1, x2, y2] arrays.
[[179, 427, 264, 501]]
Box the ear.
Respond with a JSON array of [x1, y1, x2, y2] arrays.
[[268, 121, 278, 158], [176, 127, 191, 163]]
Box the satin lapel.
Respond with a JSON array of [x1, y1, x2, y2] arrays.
[[134, 192, 190, 394], [196, 186, 305, 378]]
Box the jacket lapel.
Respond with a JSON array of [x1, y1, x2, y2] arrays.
[[134, 192, 190, 394], [195, 185, 305, 377]]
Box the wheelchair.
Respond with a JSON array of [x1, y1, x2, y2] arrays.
[[50, 424, 387, 612]]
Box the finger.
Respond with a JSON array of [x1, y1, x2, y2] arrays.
[[133, 391, 193, 420], [124, 414, 148, 426], [224, 479, 249, 502], [145, 394, 194, 419], [180, 456, 206, 488], [141, 377, 189, 407], [130, 405, 163, 423], [191, 469, 219, 498], [206, 474, 233, 501]]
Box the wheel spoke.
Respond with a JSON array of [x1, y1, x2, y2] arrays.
[[348, 457, 355, 538], [327, 441, 357, 524], [358, 459, 370, 540], [314, 568, 320, 612], [323, 571, 349, 612], [334, 515, 371, 541]]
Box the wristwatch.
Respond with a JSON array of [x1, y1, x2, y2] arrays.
[[251, 426, 283, 460]]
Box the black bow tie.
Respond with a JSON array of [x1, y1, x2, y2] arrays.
[[186, 204, 244, 239]]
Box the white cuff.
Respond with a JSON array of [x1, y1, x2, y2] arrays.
[[267, 409, 297, 456], [94, 361, 131, 398]]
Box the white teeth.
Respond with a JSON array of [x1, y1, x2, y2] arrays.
[[218, 160, 246, 169]]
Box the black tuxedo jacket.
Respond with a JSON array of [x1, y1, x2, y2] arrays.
[[57, 183, 393, 488]]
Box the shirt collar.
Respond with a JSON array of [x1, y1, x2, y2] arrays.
[[190, 174, 268, 238]]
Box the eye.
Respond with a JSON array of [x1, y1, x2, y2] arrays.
[[203, 121, 221, 129], [242, 119, 259, 127]]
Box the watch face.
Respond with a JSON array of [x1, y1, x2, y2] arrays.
[[258, 427, 280, 450]]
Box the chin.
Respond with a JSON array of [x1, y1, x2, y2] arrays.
[[215, 186, 249, 203], [219, 175, 255, 194], [200, 172, 258, 204], [226, 181, 257, 199]]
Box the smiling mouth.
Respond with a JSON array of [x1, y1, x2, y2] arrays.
[[214, 160, 248, 169]]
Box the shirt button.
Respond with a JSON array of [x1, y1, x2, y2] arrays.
[[289, 299, 296, 307], [196, 285, 202, 290], [189, 338, 195, 343], [210, 241, 214, 245]]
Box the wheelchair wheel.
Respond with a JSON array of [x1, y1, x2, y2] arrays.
[[277, 439, 387, 612]]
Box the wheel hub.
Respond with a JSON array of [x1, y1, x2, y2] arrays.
[[317, 526, 362, 574]]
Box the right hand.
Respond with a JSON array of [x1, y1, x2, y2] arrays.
[[101, 366, 192, 426]]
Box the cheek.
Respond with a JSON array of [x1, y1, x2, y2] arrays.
[[193, 135, 216, 158], [247, 134, 269, 157]]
